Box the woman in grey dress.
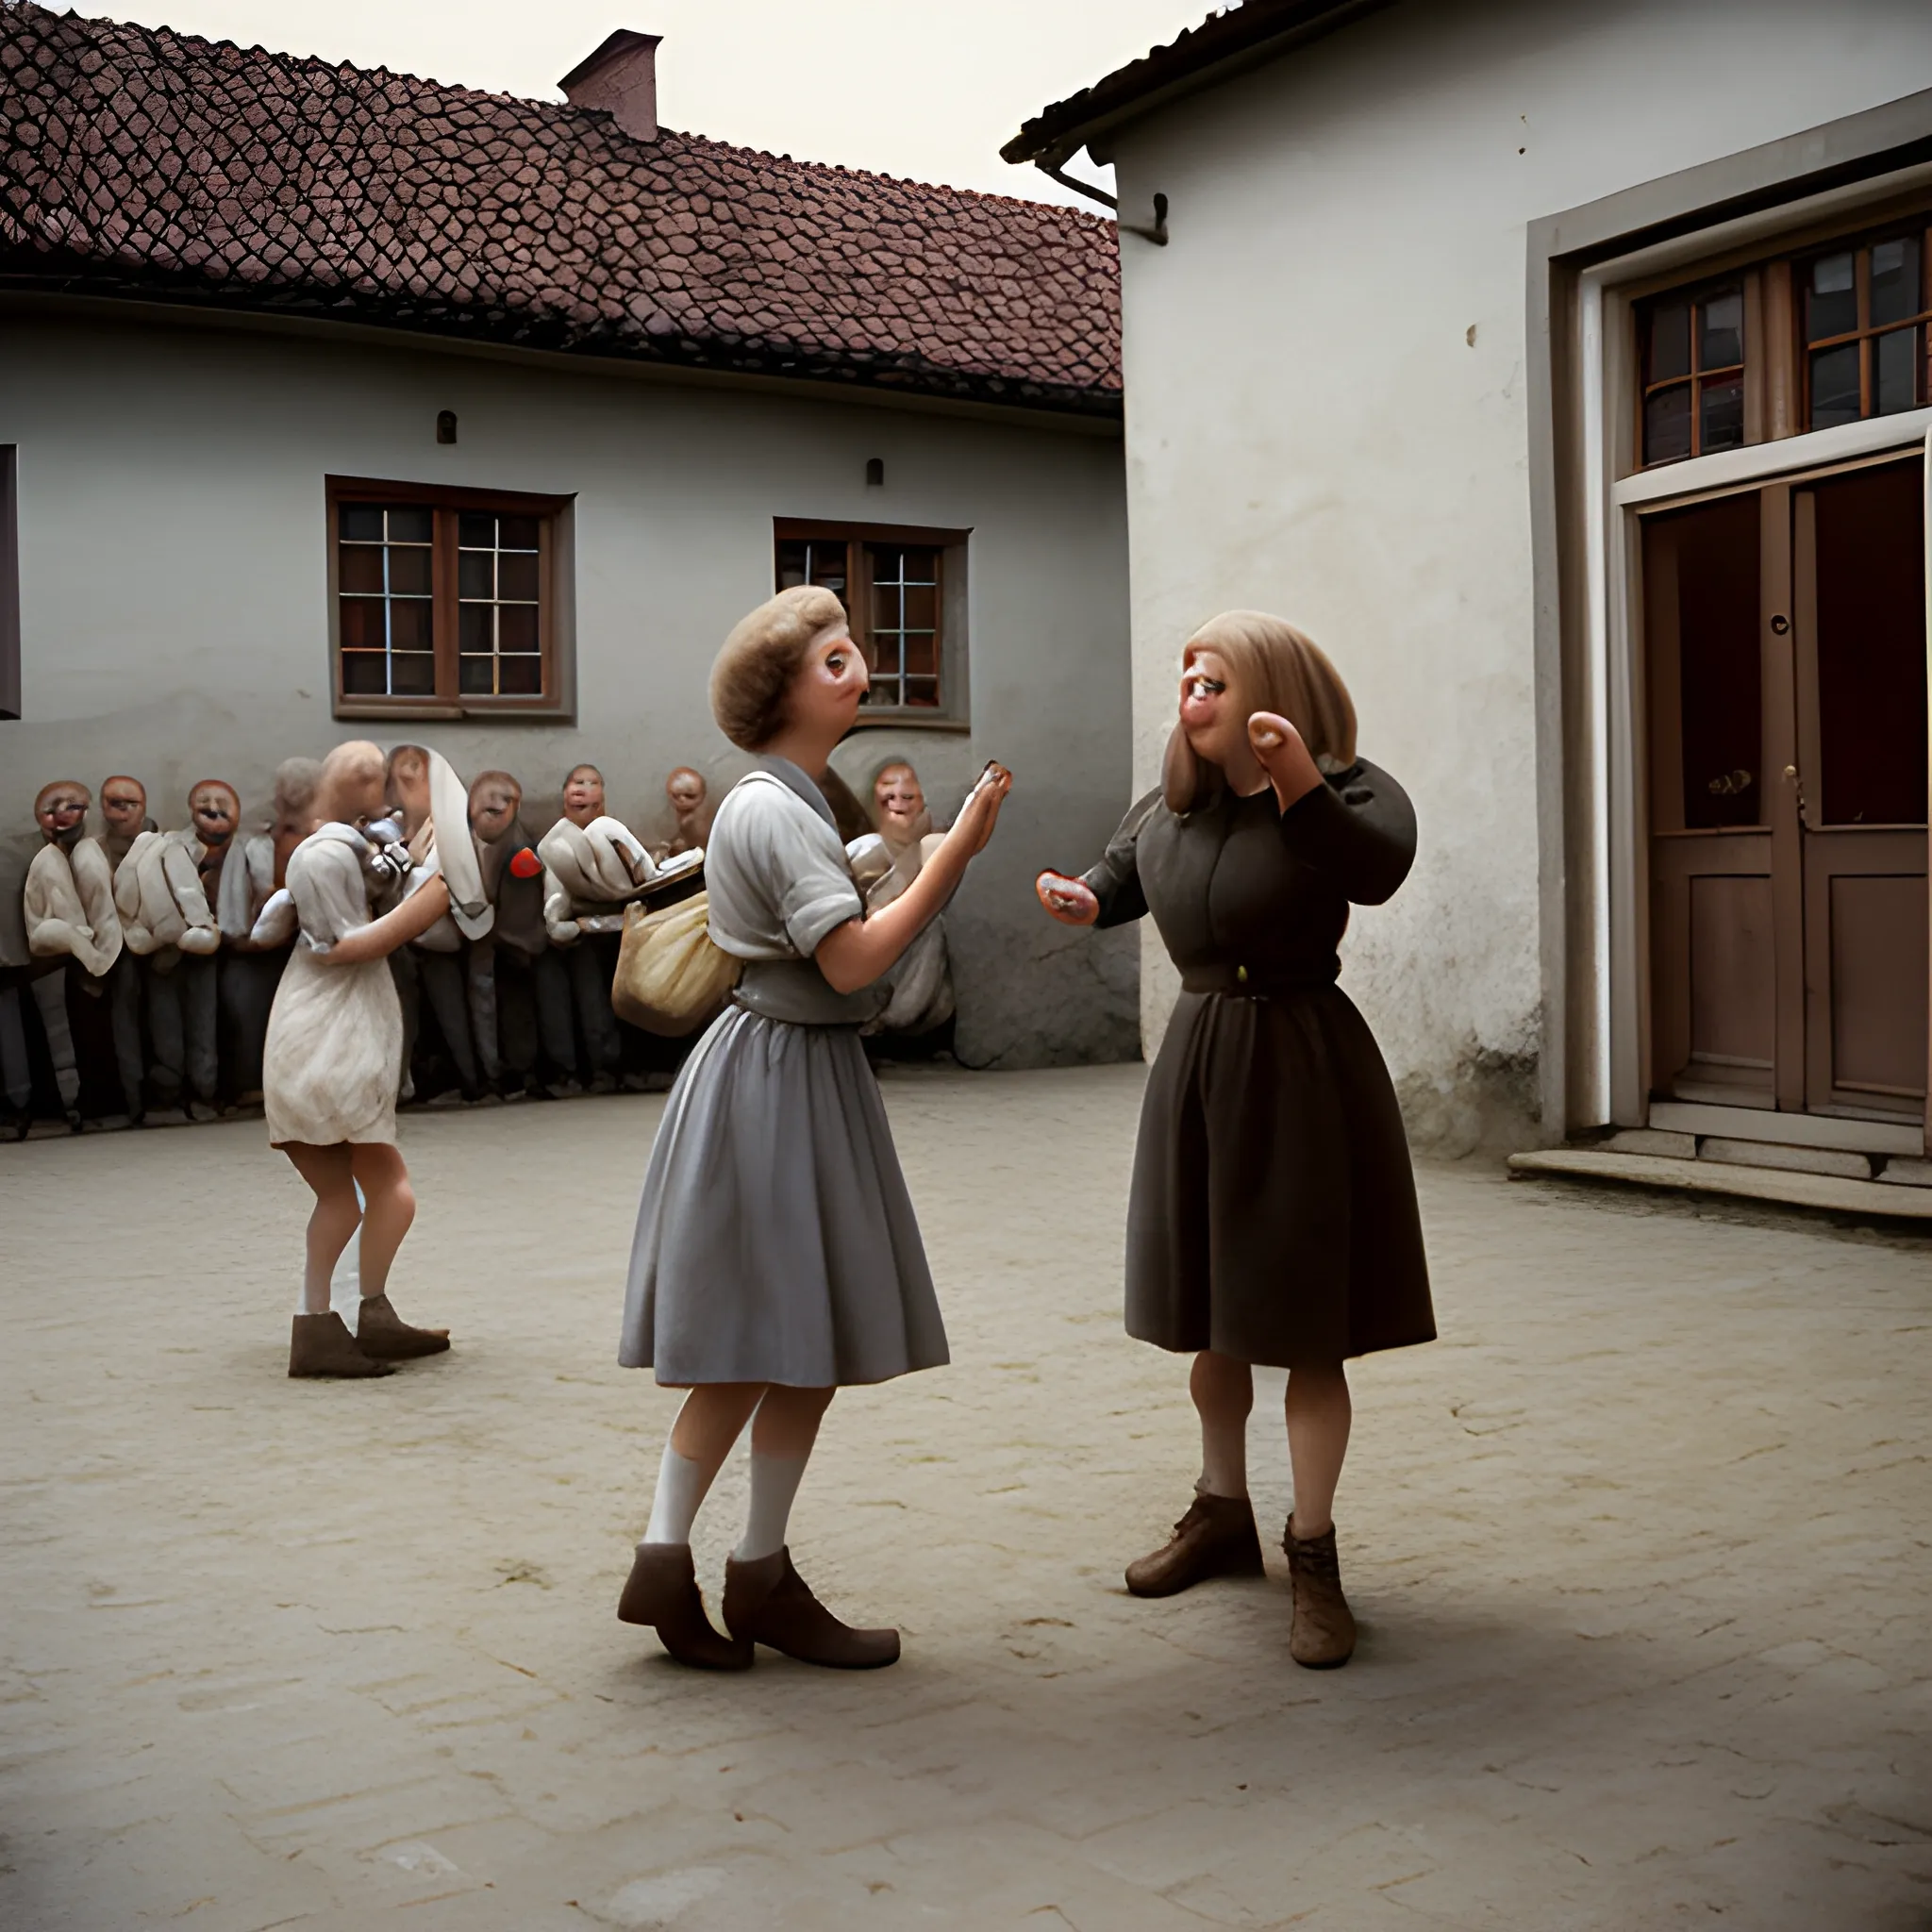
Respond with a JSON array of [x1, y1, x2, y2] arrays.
[[1038, 611, 1432, 1670], [617, 584, 1010, 1672]]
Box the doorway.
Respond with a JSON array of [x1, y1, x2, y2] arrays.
[[1642, 456, 1928, 1126]]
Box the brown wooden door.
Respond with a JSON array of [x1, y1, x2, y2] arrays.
[[1643, 457, 1928, 1127]]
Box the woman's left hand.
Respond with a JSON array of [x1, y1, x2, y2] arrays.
[[1247, 711, 1323, 809]]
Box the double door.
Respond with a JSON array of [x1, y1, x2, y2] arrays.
[[1643, 456, 1928, 1128]]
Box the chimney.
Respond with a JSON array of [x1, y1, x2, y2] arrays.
[[559, 29, 661, 142]]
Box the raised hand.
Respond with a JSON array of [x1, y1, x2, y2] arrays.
[[954, 763, 1011, 856], [1036, 870, 1099, 926], [1247, 710, 1323, 809]]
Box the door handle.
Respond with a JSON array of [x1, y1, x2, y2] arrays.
[[1783, 764, 1807, 819]]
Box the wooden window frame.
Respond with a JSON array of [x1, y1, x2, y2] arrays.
[[0, 445, 18, 721], [773, 518, 973, 730], [1792, 220, 1932, 432], [1635, 276, 1752, 467], [326, 476, 573, 721], [1626, 194, 1932, 472]]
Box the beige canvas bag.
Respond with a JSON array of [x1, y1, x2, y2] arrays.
[[610, 891, 741, 1036]]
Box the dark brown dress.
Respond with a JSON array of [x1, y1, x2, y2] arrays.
[[1081, 759, 1434, 1368]]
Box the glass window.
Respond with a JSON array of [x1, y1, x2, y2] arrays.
[[1799, 230, 1929, 430], [332, 488, 559, 711], [1639, 282, 1746, 465]]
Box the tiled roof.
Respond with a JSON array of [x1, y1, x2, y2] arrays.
[[1005, 0, 1383, 168], [0, 4, 1122, 416]]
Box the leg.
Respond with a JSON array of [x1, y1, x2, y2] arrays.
[[418, 949, 481, 1098], [618, 1381, 768, 1670], [0, 981, 33, 1130], [107, 952, 146, 1119], [344, 1142, 449, 1359], [220, 947, 279, 1102], [1124, 1350, 1265, 1598], [466, 938, 503, 1092], [281, 1141, 389, 1378], [145, 958, 185, 1108], [721, 1386, 898, 1669], [532, 944, 578, 1084], [568, 936, 621, 1088], [28, 966, 82, 1119], [1282, 1361, 1356, 1669], [390, 949, 421, 1101], [181, 950, 220, 1112], [1284, 1361, 1352, 1540], [494, 947, 540, 1089]]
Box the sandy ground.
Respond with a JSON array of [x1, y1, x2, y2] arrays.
[[2, 1063, 1929, 1931]]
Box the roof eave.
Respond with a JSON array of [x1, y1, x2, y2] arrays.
[[1002, 0, 1393, 169]]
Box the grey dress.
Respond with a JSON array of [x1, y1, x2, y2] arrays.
[[618, 759, 950, 1387]]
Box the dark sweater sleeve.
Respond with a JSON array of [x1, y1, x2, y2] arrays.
[[1276, 760, 1416, 907], [1078, 787, 1162, 928]]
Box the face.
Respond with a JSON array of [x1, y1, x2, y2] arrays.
[[563, 766, 605, 826], [666, 769, 706, 815], [874, 764, 924, 823], [784, 626, 869, 744], [1177, 646, 1253, 771], [333, 767, 389, 832], [100, 778, 147, 837], [35, 783, 89, 841], [386, 754, 430, 819], [470, 783, 522, 844], [189, 783, 239, 847]]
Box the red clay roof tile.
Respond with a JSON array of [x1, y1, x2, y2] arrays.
[[0, 4, 1122, 416]]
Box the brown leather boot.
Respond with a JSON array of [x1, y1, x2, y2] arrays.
[[288, 1310, 392, 1379], [723, 1548, 900, 1669], [355, 1292, 451, 1360], [617, 1543, 753, 1670], [1284, 1518, 1356, 1668], [1124, 1490, 1265, 1598]]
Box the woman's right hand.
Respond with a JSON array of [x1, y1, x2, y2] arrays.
[[950, 763, 1011, 857], [1036, 871, 1098, 926]]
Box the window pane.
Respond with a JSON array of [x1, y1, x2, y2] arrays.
[[872, 583, 903, 632], [339, 545, 385, 595], [1700, 375, 1744, 453], [391, 651, 437, 695], [459, 603, 492, 654], [388, 545, 433, 596], [389, 597, 433, 651], [340, 597, 386, 649], [498, 654, 542, 695], [903, 634, 937, 677], [458, 511, 495, 548], [903, 677, 940, 708], [388, 507, 433, 544], [1646, 299, 1690, 383], [498, 552, 540, 602], [871, 637, 904, 677], [498, 605, 539, 655], [1806, 252, 1857, 341], [339, 503, 384, 542], [341, 650, 387, 695], [458, 656, 492, 695], [899, 583, 937, 631], [1698, 288, 1742, 370], [458, 551, 494, 599], [1809, 341, 1862, 427], [1644, 383, 1692, 464], [776, 541, 808, 591], [1870, 236, 1921, 328], [1874, 325, 1920, 416], [498, 516, 540, 551]]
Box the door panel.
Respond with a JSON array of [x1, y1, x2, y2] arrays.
[[1824, 865, 1928, 1100]]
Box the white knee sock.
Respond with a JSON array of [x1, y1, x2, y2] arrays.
[[1199, 1414, 1248, 1500], [734, 1452, 809, 1562], [642, 1444, 716, 1546]]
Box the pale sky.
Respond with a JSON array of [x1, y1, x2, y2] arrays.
[[105, 0, 1200, 208]]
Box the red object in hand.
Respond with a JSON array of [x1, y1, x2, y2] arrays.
[[508, 846, 543, 879]]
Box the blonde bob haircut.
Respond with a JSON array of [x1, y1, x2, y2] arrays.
[[710, 584, 850, 751], [1163, 609, 1357, 815]]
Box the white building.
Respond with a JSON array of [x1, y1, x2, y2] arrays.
[[1008, 0, 1932, 1159], [0, 8, 1137, 1076]]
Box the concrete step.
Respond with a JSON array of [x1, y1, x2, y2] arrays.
[[1507, 1147, 1932, 1220]]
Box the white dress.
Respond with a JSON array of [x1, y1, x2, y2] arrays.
[[262, 827, 404, 1148]]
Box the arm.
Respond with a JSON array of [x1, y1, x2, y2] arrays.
[[322, 875, 452, 966], [814, 767, 1009, 994], [1276, 761, 1416, 906], [1036, 787, 1160, 929]]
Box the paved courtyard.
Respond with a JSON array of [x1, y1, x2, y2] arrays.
[[2, 1064, 1929, 1930]]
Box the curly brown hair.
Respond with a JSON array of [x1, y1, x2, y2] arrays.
[[709, 585, 849, 751]]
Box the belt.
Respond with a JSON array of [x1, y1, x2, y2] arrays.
[[731, 957, 887, 1028], [1179, 962, 1338, 999]]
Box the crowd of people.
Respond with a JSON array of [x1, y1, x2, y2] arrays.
[[3, 744, 957, 1137]]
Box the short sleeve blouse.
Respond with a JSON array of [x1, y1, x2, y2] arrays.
[[704, 771, 864, 962], [285, 828, 375, 953]]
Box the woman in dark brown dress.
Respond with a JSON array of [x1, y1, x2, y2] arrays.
[[1037, 610, 1432, 1668]]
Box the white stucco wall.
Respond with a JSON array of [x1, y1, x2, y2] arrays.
[[1104, 0, 1932, 1144], [0, 308, 1136, 1067]]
